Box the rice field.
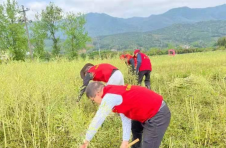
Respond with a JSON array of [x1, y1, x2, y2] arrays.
[[0, 51, 226, 148]]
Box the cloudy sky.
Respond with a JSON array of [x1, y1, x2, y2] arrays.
[[0, 0, 226, 19]]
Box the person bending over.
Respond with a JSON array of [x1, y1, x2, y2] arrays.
[[78, 63, 124, 101], [80, 82, 171, 148]]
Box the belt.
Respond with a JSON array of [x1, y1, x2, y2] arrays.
[[158, 100, 166, 111]]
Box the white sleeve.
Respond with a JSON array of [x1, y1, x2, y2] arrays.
[[85, 94, 122, 141], [120, 113, 131, 141]]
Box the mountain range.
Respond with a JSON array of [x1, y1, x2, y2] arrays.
[[44, 4, 226, 50], [84, 4, 226, 37]]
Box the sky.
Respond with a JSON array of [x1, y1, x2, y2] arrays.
[[0, 0, 226, 19]]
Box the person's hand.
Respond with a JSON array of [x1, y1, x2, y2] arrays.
[[80, 140, 89, 148], [120, 141, 129, 148]]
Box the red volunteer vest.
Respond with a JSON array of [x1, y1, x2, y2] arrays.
[[88, 63, 118, 82], [126, 54, 137, 67], [102, 85, 163, 123], [139, 53, 152, 71]]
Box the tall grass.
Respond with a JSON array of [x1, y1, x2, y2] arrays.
[[0, 51, 226, 147]]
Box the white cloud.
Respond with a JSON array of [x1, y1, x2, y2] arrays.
[[25, 1, 48, 20], [0, 0, 48, 20], [53, 0, 226, 18], [27, 1, 48, 11], [1, 0, 225, 19]]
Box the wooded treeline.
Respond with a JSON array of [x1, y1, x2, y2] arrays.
[[0, 0, 90, 61]]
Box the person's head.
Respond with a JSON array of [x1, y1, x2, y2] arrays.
[[125, 54, 132, 60], [133, 49, 140, 57], [80, 63, 94, 79], [85, 82, 105, 104], [120, 54, 125, 60]]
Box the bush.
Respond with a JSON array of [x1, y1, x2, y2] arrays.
[[217, 37, 226, 47], [80, 53, 87, 60]]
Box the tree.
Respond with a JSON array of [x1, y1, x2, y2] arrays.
[[61, 12, 90, 59], [30, 13, 47, 58], [41, 2, 62, 56], [217, 37, 226, 47], [0, 0, 27, 61], [0, 4, 6, 49], [167, 43, 175, 49]]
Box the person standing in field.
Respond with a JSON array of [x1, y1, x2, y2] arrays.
[[78, 63, 124, 101], [80, 82, 171, 148], [134, 49, 152, 89]]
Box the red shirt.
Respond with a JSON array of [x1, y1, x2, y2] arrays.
[[102, 85, 163, 123], [139, 53, 152, 71], [88, 63, 118, 82]]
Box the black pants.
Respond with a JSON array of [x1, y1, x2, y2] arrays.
[[138, 70, 151, 89], [131, 105, 171, 148]]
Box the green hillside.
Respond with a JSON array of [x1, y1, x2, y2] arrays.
[[94, 20, 226, 49]]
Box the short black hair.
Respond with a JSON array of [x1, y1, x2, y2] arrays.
[[86, 82, 104, 98]]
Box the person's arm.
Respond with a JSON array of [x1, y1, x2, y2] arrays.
[[136, 53, 142, 74], [120, 114, 131, 141], [120, 113, 131, 148], [84, 94, 123, 142], [78, 73, 93, 101], [129, 58, 135, 73]]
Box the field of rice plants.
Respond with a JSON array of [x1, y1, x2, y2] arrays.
[[0, 51, 226, 148]]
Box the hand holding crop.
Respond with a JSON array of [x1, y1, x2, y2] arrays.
[[120, 141, 129, 148]]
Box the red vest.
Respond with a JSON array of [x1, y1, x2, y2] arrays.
[[102, 85, 163, 123], [139, 53, 152, 71], [88, 63, 118, 82], [126, 54, 137, 67]]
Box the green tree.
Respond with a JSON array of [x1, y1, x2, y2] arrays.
[[217, 37, 226, 47], [30, 13, 47, 58], [61, 12, 90, 59], [41, 2, 62, 56], [0, 0, 27, 61], [167, 43, 175, 49]]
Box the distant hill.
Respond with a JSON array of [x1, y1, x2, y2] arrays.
[[93, 20, 226, 49], [84, 4, 226, 37]]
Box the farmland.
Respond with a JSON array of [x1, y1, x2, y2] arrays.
[[0, 51, 226, 148]]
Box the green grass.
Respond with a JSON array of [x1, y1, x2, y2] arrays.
[[0, 51, 226, 147]]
